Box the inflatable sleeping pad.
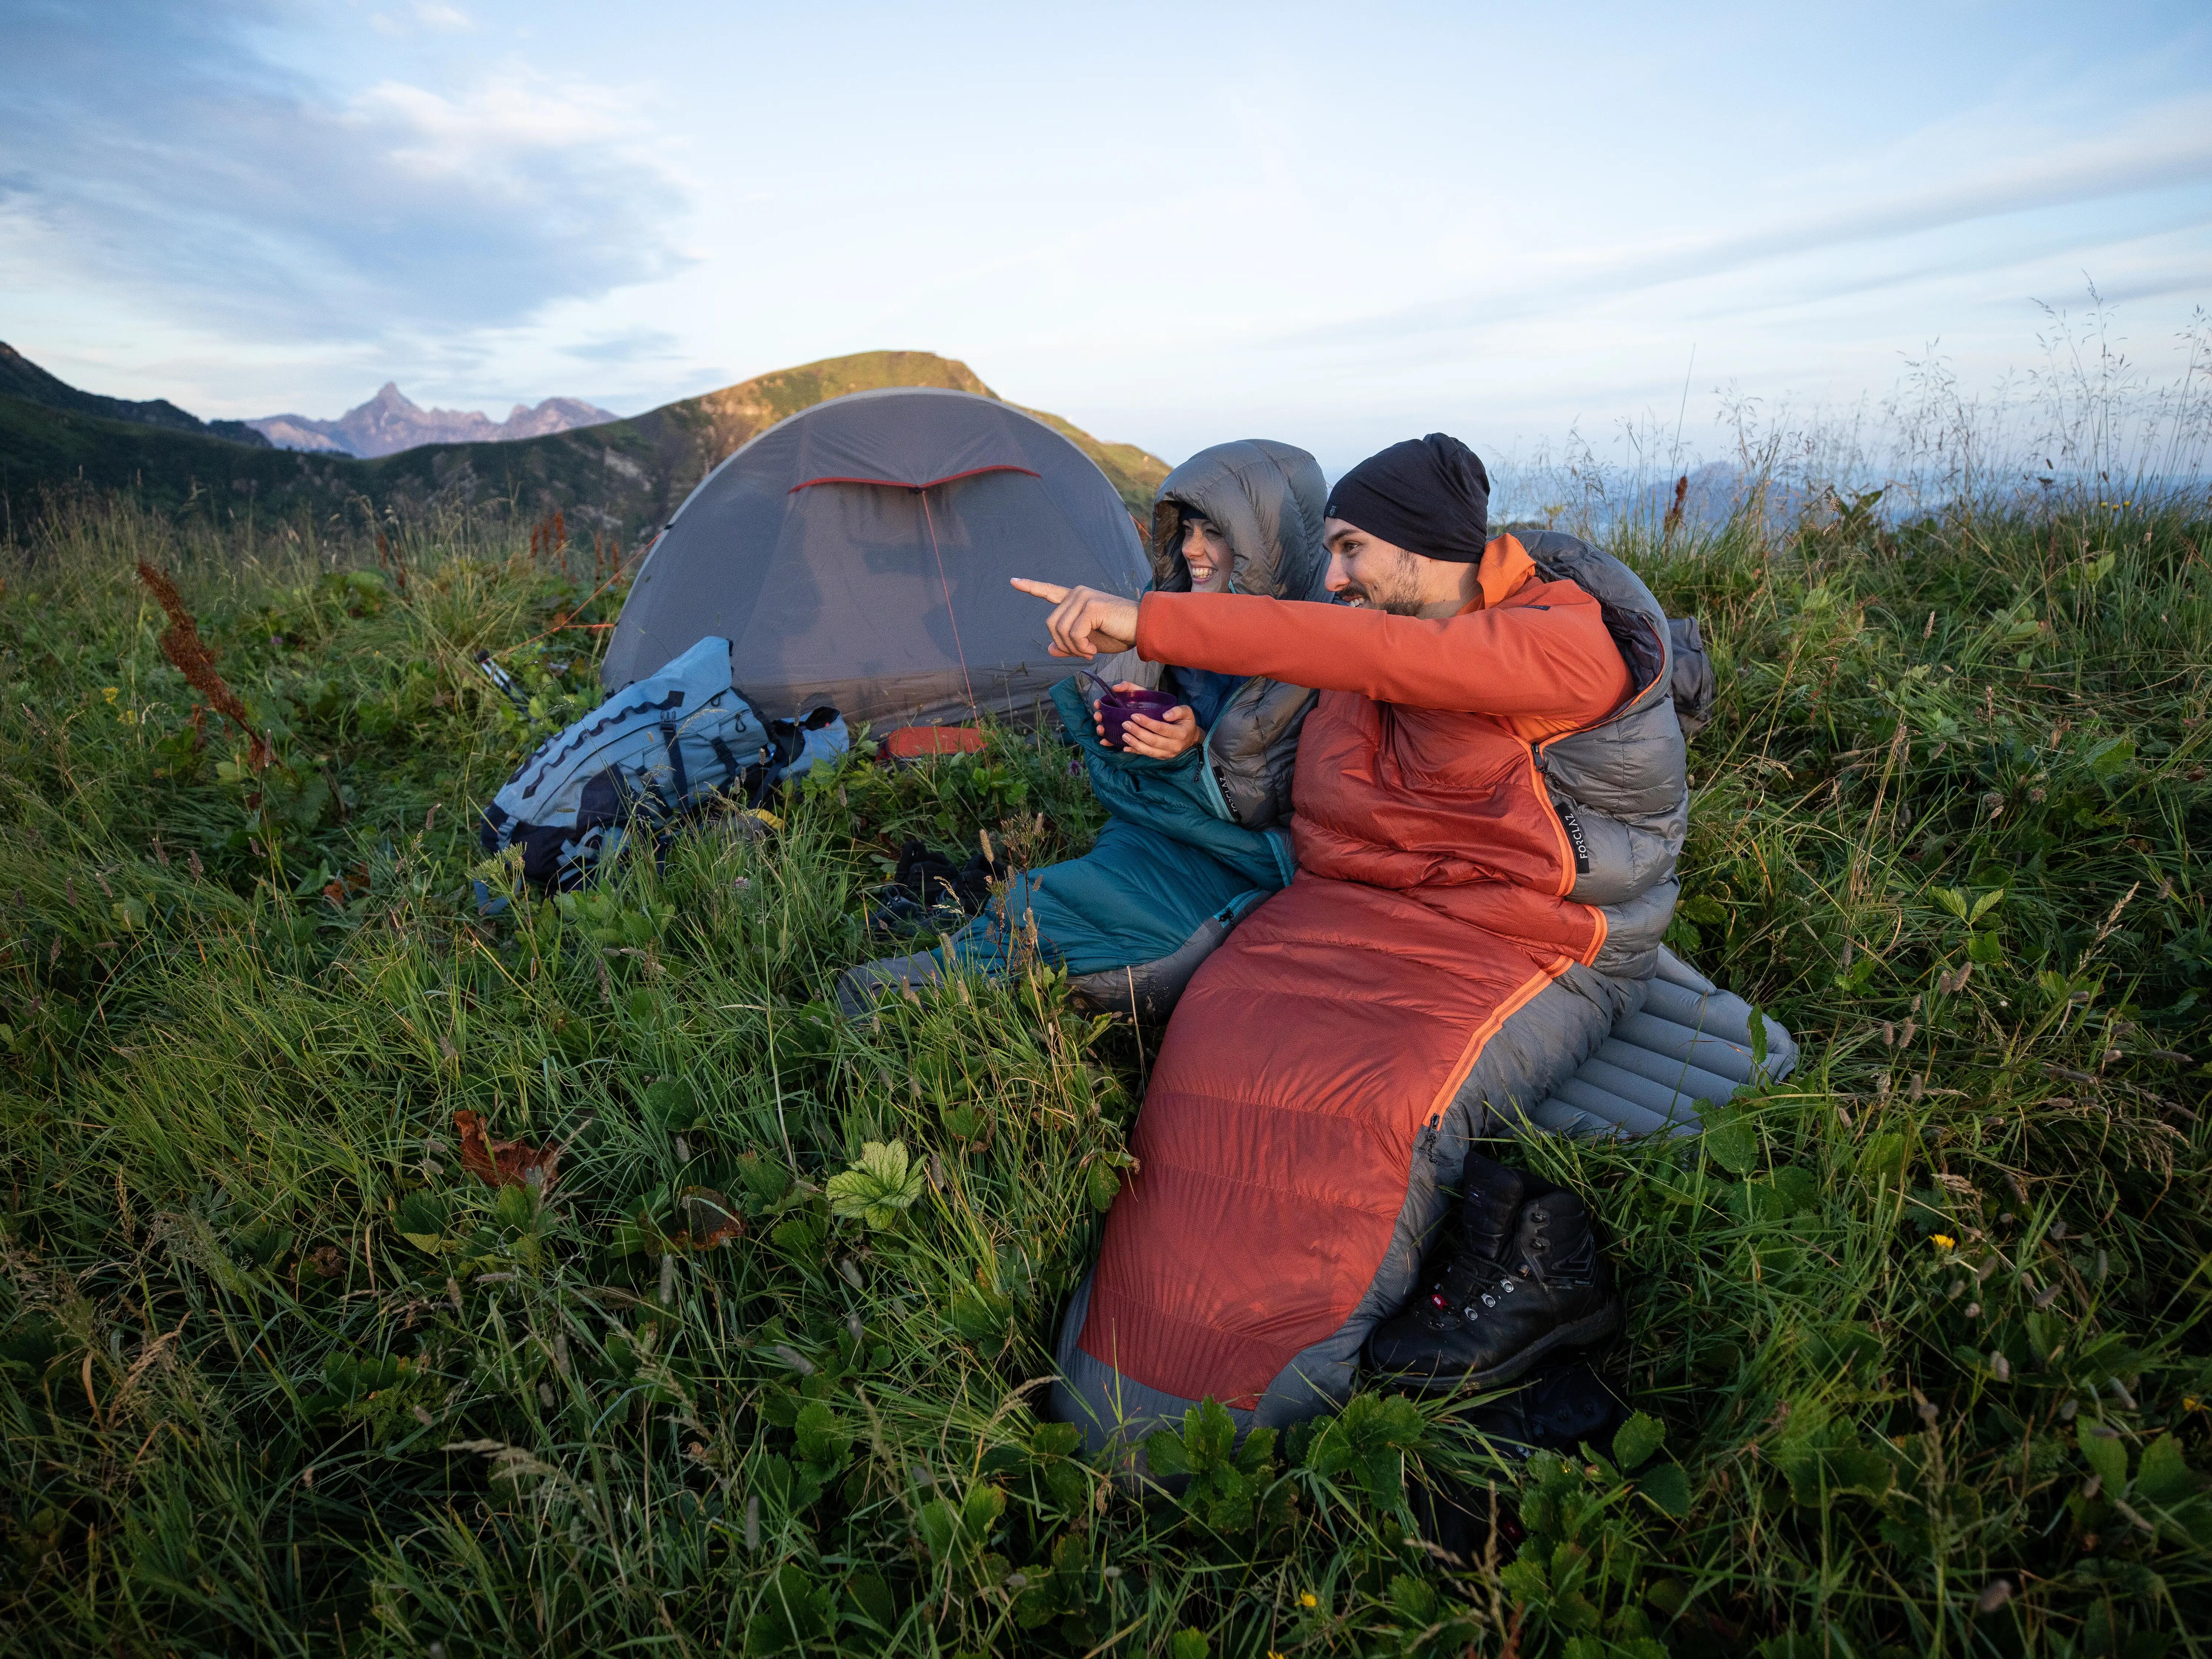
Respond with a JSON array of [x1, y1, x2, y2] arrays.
[[1502, 945, 1797, 1139]]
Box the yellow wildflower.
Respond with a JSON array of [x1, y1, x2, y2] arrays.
[[1298, 1592, 1317, 1609], [1932, 1234, 1955, 1249], [101, 686, 120, 703]]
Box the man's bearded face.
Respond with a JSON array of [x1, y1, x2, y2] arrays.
[[1325, 530, 1431, 616]]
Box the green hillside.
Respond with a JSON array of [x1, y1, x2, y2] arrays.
[[0, 392, 358, 523], [0, 340, 269, 447], [0, 350, 1171, 534]]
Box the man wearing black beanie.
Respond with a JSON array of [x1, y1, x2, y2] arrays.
[[1014, 432, 1694, 1456], [1320, 432, 1495, 614]]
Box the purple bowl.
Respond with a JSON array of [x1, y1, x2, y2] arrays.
[[1097, 687, 1181, 750]]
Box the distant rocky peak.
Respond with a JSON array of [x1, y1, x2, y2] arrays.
[[248, 381, 619, 459]]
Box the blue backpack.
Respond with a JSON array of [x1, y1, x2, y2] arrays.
[[477, 635, 848, 889]]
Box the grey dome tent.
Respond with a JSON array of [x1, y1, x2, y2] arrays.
[[601, 388, 1150, 725]]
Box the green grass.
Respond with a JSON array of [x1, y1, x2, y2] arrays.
[[0, 486, 2207, 1658]]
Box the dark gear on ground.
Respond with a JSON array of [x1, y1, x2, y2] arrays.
[[1465, 1359, 1628, 1456], [862, 839, 1004, 941], [478, 635, 845, 890], [1366, 1152, 1622, 1387], [1322, 432, 1491, 563]]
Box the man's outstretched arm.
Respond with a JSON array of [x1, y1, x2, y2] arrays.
[[1133, 591, 1629, 722]]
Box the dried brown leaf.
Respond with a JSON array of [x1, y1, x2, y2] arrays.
[[453, 1109, 561, 1192]]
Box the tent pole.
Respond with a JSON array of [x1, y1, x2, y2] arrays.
[[919, 489, 980, 721]]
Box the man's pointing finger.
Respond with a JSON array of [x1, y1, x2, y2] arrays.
[[1010, 578, 1070, 603]]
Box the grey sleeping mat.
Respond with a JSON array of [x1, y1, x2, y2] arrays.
[[1511, 948, 1798, 1139]]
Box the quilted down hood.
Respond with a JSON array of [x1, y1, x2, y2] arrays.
[[1146, 439, 1329, 602]]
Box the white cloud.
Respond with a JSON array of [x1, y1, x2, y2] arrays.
[[0, 1, 689, 344]]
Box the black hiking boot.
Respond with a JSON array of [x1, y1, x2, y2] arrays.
[[1366, 1155, 1621, 1389], [864, 841, 1007, 941]]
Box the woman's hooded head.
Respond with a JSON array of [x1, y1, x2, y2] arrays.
[[1147, 440, 1330, 602]]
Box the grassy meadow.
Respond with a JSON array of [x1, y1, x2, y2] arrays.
[[1, 485, 2208, 1658]]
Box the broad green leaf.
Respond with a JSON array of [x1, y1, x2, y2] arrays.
[[825, 1139, 926, 1229], [1234, 1423, 1278, 1478], [770, 1214, 823, 1252], [1968, 888, 2006, 923], [1705, 1116, 1759, 1175], [793, 1399, 850, 1468], [745, 1564, 833, 1654], [1185, 1398, 1238, 1465], [2080, 1423, 2130, 1495], [1144, 1428, 1190, 1477], [1828, 1448, 1893, 1496], [917, 1498, 961, 1558], [1770, 1165, 1820, 1215], [1388, 1573, 1439, 1621], [1086, 1159, 1121, 1212], [950, 1284, 1013, 1345], [1932, 887, 1971, 921], [733, 1150, 792, 1204], [961, 1482, 1005, 1541], [394, 1192, 449, 1253], [1861, 1132, 1911, 1185], [1169, 1629, 1210, 1659], [844, 1571, 896, 1631], [1637, 1461, 1695, 1519], [1613, 1411, 1666, 1471], [1030, 1422, 1083, 1460], [641, 1078, 698, 1133], [2133, 1433, 2195, 1507], [2087, 736, 2135, 780]]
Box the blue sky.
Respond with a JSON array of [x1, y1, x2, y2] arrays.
[[3, 0, 2207, 471]]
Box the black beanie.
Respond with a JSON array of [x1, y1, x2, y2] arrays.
[[1324, 433, 1491, 563]]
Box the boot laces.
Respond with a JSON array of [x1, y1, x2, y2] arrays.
[[1421, 1231, 1519, 1328], [1525, 1215, 1599, 1288]]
